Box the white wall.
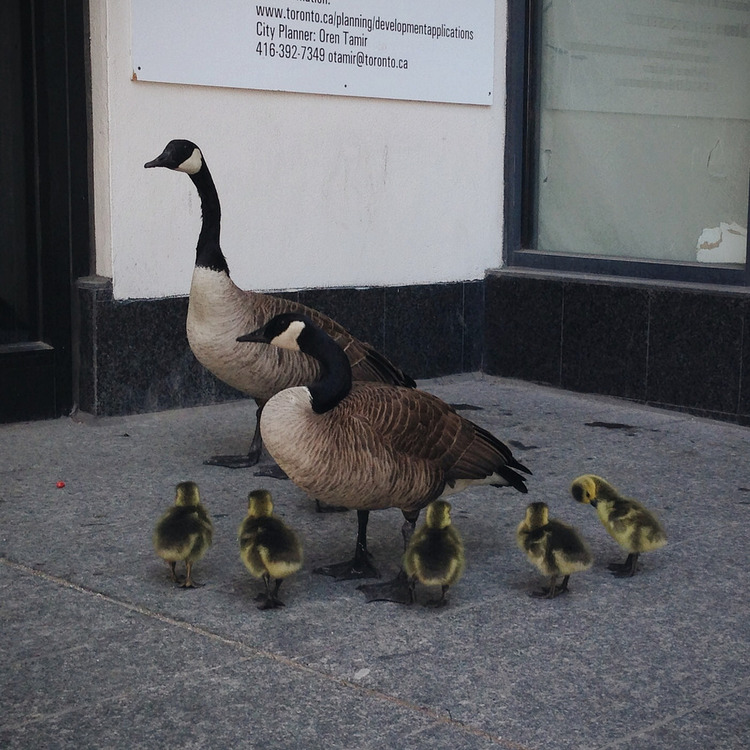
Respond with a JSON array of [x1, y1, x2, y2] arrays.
[[90, 1, 507, 300]]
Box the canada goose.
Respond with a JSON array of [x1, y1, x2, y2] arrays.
[[570, 474, 667, 577], [237, 312, 531, 602], [238, 489, 303, 610], [144, 140, 414, 471], [403, 500, 465, 607], [516, 502, 592, 598], [153, 481, 213, 588]]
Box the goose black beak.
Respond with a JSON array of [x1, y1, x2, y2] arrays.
[[144, 151, 171, 169], [237, 329, 268, 343]]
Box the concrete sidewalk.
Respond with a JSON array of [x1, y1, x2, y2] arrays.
[[1, 374, 748, 749]]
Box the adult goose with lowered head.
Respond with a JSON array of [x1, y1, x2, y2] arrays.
[[238, 312, 531, 603], [145, 140, 415, 470]]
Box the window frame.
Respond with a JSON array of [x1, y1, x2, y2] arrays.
[[503, 0, 750, 287]]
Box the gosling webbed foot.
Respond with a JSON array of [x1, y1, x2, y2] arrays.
[[608, 554, 638, 577], [256, 595, 285, 610], [529, 587, 566, 599], [425, 597, 449, 608], [424, 584, 450, 607], [179, 579, 202, 589], [358, 570, 412, 604], [314, 554, 380, 581]]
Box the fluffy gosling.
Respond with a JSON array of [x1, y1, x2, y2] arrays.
[[403, 500, 465, 607], [571, 474, 667, 577], [238, 489, 303, 610], [153, 481, 213, 588], [517, 502, 592, 599]]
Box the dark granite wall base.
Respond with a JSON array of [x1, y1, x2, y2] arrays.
[[486, 269, 750, 425], [76, 277, 484, 417]]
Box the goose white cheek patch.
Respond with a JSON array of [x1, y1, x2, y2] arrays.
[[176, 148, 203, 175]]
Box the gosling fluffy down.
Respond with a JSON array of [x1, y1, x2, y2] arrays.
[[153, 481, 213, 588], [403, 501, 465, 607], [517, 502, 592, 598], [570, 474, 667, 577], [238, 489, 303, 610]]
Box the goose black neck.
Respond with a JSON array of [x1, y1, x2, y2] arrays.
[[299, 325, 352, 414], [189, 162, 229, 274]]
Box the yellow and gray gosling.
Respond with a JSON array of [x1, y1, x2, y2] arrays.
[[516, 502, 593, 599], [153, 481, 213, 588], [238, 489, 303, 610], [403, 501, 465, 607], [570, 474, 667, 577]]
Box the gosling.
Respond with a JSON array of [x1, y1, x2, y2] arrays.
[[153, 481, 213, 588], [571, 474, 666, 577], [403, 500, 465, 607], [517, 502, 592, 599], [238, 489, 303, 610]]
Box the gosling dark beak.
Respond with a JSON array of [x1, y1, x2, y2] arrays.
[[144, 151, 171, 169], [237, 328, 268, 343]]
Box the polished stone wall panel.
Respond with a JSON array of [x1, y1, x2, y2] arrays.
[[561, 283, 649, 400]]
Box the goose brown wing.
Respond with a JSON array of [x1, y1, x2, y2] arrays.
[[258, 295, 415, 388], [343, 384, 529, 492]]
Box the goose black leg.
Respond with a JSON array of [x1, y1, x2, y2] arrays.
[[358, 511, 419, 604], [314, 510, 380, 580], [205, 401, 277, 470], [608, 553, 639, 577]]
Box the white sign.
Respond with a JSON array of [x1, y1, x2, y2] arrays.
[[131, 0, 495, 105]]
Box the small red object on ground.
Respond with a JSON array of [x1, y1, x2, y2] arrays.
[[56, 481, 66, 489]]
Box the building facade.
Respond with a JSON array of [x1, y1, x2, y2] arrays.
[[2, 1, 748, 424]]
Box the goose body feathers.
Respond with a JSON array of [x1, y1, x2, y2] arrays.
[[259, 380, 529, 513], [146, 139, 414, 467], [238, 313, 530, 599]]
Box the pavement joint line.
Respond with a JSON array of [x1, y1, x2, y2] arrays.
[[590, 677, 750, 750], [2, 556, 532, 750]]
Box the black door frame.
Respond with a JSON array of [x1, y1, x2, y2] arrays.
[[0, 0, 91, 422]]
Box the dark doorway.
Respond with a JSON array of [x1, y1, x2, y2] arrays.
[[0, 0, 90, 422]]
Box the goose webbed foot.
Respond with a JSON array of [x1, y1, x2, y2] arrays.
[[608, 553, 639, 577], [358, 569, 412, 604], [205, 453, 261, 469], [314, 552, 380, 581], [253, 463, 290, 480]]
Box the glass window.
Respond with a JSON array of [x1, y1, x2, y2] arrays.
[[509, 0, 750, 281]]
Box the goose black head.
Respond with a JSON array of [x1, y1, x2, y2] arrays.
[[145, 139, 203, 174], [237, 313, 313, 352]]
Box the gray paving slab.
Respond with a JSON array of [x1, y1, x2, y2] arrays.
[[1, 374, 748, 749]]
